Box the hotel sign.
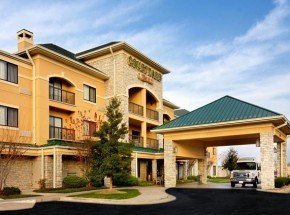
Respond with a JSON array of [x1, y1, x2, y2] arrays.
[[128, 56, 162, 82]]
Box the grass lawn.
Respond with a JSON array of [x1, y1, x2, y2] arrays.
[[69, 189, 141, 199], [176, 179, 195, 184], [34, 187, 99, 193], [208, 177, 230, 183], [0, 194, 42, 199]]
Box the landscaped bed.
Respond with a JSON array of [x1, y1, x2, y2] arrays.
[[69, 189, 141, 199]]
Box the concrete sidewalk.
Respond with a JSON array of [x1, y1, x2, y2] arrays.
[[0, 185, 176, 211]]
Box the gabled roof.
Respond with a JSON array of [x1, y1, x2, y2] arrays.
[[76, 41, 170, 74], [154, 95, 283, 131]]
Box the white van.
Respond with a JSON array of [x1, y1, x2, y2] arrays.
[[230, 157, 261, 188]]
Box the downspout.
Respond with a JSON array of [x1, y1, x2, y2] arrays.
[[26, 50, 36, 145], [109, 47, 116, 96]]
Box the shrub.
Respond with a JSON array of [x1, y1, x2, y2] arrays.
[[90, 175, 103, 187], [187, 175, 198, 181], [1, 187, 21, 196], [275, 177, 286, 188], [113, 174, 139, 186], [285, 177, 290, 186], [63, 175, 88, 188]]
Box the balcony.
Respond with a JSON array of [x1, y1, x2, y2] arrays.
[[129, 135, 143, 147], [147, 138, 159, 149], [49, 86, 75, 105], [146, 108, 159, 121], [129, 102, 143, 117], [49, 126, 75, 140]]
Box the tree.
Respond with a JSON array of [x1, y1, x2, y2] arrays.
[[222, 147, 239, 173], [89, 97, 132, 188], [0, 128, 28, 192]]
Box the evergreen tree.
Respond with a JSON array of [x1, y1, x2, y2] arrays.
[[222, 147, 239, 172], [89, 97, 132, 187]]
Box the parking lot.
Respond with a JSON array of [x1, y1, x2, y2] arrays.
[[3, 183, 290, 215]]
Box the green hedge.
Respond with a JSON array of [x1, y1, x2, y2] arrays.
[[274, 177, 290, 188], [63, 175, 88, 188], [113, 174, 139, 186], [1, 187, 21, 196]]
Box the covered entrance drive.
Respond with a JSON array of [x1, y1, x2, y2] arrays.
[[153, 96, 290, 190]]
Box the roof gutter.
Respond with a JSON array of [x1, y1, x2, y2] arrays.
[[152, 115, 286, 134], [25, 50, 36, 145]]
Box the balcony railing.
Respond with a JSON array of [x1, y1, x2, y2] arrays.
[[146, 108, 159, 121], [129, 135, 143, 147], [147, 138, 159, 149], [129, 102, 144, 117], [49, 86, 75, 105], [49, 126, 75, 140]]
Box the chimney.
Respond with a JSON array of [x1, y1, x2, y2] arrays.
[[17, 29, 34, 52]]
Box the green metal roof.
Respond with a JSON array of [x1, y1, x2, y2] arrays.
[[154, 95, 282, 130]]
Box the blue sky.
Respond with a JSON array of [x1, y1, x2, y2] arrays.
[[1, 0, 290, 163]]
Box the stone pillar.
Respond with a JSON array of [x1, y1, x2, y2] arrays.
[[164, 140, 176, 188], [260, 132, 274, 190], [183, 161, 188, 180], [276, 142, 281, 177], [152, 159, 157, 181], [282, 142, 287, 177], [44, 155, 53, 188], [55, 154, 63, 188], [131, 153, 137, 177], [198, 148, 208, 184]]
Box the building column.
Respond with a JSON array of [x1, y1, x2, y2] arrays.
[[164, 140, 176, 188], [183, 161, 188, 180], [131, 152, 137, 177], [276, 142, 281, 177], [152, 159, 157, 181], [260, 132, 274, 190], [198, 148, 208, 184], [44, 155, 53, 188], [282, 142, 287, 177], [141, 122, 147, 147], [55, 154, 63, 188]]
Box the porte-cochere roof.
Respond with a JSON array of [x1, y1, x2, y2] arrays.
[[154, 95, 282, 130]]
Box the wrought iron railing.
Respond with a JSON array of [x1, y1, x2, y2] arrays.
[[49, 126, 75, 140], [146, 108, 159, 121], [129, 135, 143, 147], [49, 86, 75, 105], [129, 102, 144, 116]]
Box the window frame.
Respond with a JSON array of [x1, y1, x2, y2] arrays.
[[0, 60, 18, 84], [83, 120, 97, 136], [83, 84, 96, 103], [0, 105, 18, 127]]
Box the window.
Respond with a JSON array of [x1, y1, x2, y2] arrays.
[[0, 60, 18, 84], [0, 106, 18, 127], [213, 147, 217, 155], [83, 84, 96, 103], [49, 116, 62, 139], [83, 120, 96, 136], [49, 79, 62, 102]]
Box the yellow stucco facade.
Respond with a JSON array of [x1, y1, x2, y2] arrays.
[[0, 29, 219, 189]]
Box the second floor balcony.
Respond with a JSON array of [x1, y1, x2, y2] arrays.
[[49, 86, 75, 105], [129, 134, 143, 147], [129, 102, 143, 117], [49, 126, 75, 141], [147, 138, 159, 149], [146, 108, 159, 121]]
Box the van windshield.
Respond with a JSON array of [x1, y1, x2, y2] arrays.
[[235, 162, 256, 170]]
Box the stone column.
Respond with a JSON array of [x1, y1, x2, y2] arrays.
[[164, 140, 176, 188], [276, 142, 281, 177], [152, 159, 157, 181], [282, 142, 287, 177], [183, 161, 188, 180], [44, 155, 53, 188], [198, 148, 208, 184], [131, 153, 137, 177], [55, 154, 63, 188], [260, 132, 274, 190]]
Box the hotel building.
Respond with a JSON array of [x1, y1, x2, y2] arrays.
[[0, 29, 217, 189]]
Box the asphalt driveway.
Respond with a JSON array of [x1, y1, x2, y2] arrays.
[[3, 188, 290, 215]]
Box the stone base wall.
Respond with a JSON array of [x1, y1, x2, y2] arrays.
[[5, 157, 34, 190], [62, 157, 84, 177]]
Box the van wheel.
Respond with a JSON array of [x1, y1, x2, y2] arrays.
[[231, 182, 235, 188], [253, 179, 257, 188]]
